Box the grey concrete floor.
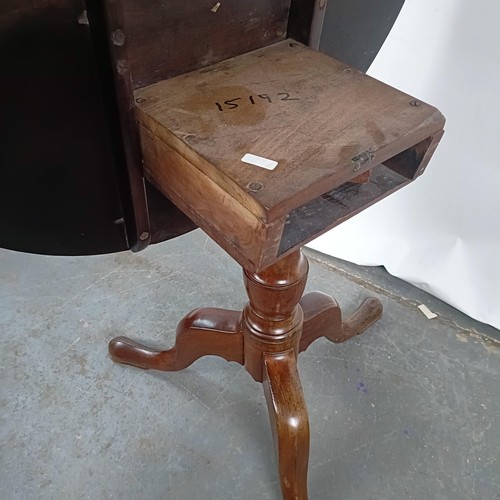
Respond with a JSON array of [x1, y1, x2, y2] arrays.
[[1, 229, 499, 500]]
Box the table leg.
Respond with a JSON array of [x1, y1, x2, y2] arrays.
[[263, 350, 310, 500], [108, 307, 243, 370], [299, 292, 382, 352]]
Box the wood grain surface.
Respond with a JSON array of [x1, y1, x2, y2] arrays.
[[120, 0, 290, 89], [135, 40, 444, 220], [108, 248, 384, 499], [136, 39, 444, 270]]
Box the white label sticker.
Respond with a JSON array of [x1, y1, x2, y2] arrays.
[[241, 153, 278, 171], [418, 304, 438, 320]]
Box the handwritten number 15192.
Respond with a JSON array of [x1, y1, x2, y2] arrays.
[[215, 93, 299, 111]]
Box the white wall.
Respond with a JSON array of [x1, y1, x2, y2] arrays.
[[309, 0, 500, 329]]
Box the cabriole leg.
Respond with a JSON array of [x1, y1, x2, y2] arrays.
[[109, 307, 243, 370]]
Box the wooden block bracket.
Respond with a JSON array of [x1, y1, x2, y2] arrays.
[[135, 39, 445, 272]]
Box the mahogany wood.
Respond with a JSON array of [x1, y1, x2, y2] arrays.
[[106, 14, 442, 499], [89, 0, 151, 251], [241, 250, 311, 496], [109, 308, 243, 370], [119, 0, 290, 89], [299, 292, 383, 352], [109, 250, 383, 499], [241, 251, 308, 382], [0, 0, 132, 256], [263, 351, 310, 500], [86, 0, 197, 251], [136, 40, 445, 271]]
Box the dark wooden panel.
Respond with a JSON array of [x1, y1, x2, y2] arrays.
[[87, 0, 152, 251], [278, 165, 409, 255], [145, 182, 197, 245], [287, 0, 315, 44], [0, 0, 128, 255], [384, 135, 433, 180], [120, 0, 291, 89], [0, 1, 197, 256], [88, 0, 198, 250]]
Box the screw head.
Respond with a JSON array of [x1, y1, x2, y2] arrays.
[[135, 96, 147, 104], [247, 181, 264, 192], [111, 29, 126, 46], [409, 100, 421, 107], [116, 59, 128, 75]]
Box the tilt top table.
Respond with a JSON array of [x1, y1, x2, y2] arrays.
[[108, 40, 444, 499]]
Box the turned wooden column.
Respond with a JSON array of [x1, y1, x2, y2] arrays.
[[242, 251, 307, 381], [241, 250, 310, 499]]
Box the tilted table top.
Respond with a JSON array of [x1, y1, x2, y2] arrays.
[[134, 40, 444, 271]]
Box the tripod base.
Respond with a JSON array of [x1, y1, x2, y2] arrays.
[[109, 251, 382, 499]]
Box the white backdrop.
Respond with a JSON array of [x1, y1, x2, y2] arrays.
[[309, 0, 500, 329]]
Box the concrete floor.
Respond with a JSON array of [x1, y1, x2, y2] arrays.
[[1, 229, 499, 500]]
